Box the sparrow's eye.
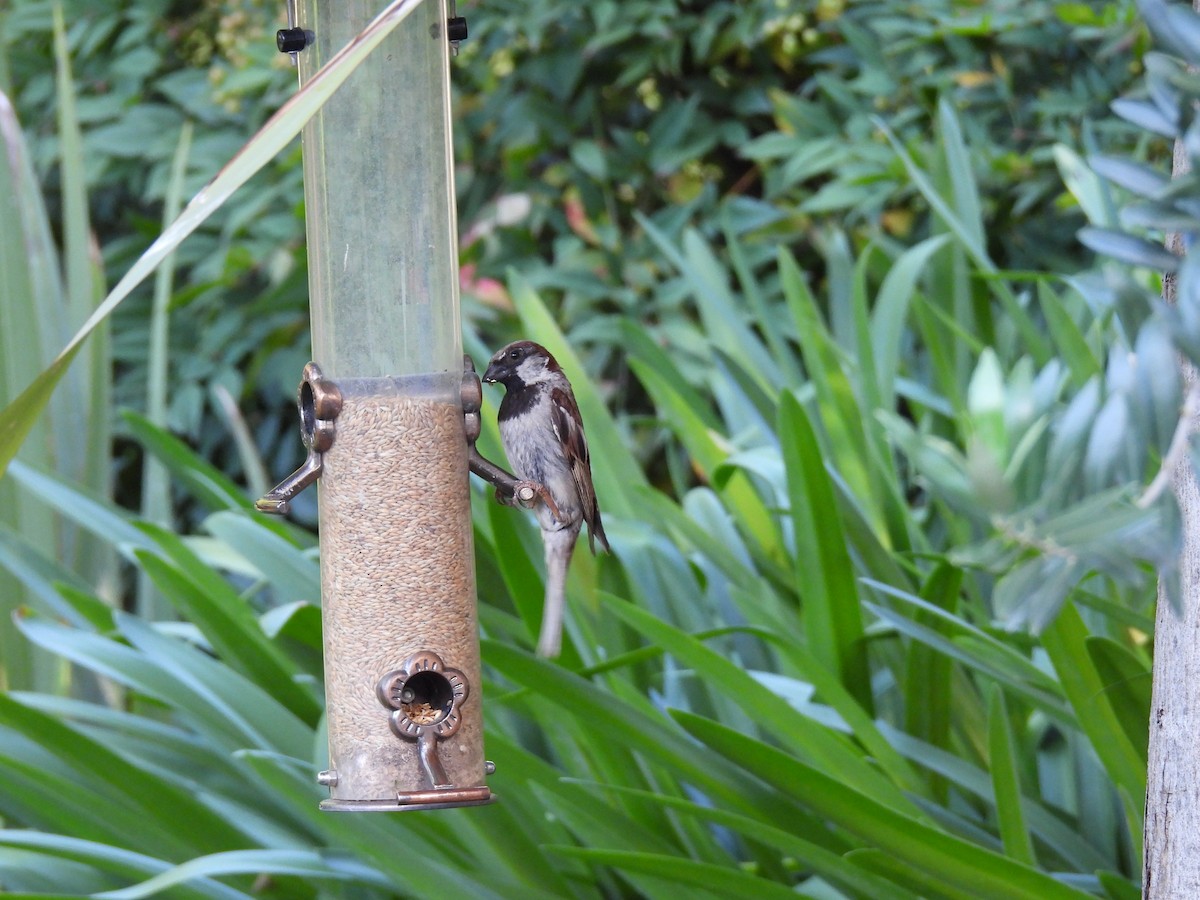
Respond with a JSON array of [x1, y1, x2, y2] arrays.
[[509, 349, 520, 360]]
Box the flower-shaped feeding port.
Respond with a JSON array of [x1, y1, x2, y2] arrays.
[[377, 651, 468, 790]]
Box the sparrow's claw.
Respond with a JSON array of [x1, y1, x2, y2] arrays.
[[493, 481, 548, 512], [512, 479, 562, 521]]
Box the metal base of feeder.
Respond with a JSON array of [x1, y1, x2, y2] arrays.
[[320, 786, 494, 812]]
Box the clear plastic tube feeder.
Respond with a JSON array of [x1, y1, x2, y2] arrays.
[[260, 0, 491, 811]]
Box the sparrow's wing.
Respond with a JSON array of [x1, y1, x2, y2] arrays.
[[549, 386, 608, 552]]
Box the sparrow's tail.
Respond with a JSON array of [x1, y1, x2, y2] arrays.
[[537, 525, 579, 657]]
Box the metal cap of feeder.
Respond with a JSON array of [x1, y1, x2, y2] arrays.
[[278, 0, 492, 811]]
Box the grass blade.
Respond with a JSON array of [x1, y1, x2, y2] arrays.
[[987, 687, 1037, 866], [879, 113, 1053, 365], [546, 847, 798, 900], [778, 391, 871, 708], [1040, 602, 1146, 808], [674, 711, 1093, 900], [0, 0, 430, 476], [603, 594, 926, 813]]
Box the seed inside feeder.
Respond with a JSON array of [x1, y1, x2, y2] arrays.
[[319, 376, 485, 799], [403, 700, 442, 725]]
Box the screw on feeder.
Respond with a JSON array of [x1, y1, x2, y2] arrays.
[[277, 0, 313, 64], [446, 0, 467, 54], [277, 28, 313, 53], [446, 17, 467, 42]]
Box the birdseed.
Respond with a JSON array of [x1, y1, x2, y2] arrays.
[[318, 376, 486, 799], [402, 701, 441, 726]]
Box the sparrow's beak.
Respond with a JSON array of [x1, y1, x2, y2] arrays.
[[482, 361, 501, 384]]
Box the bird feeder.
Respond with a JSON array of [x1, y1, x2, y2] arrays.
[[258, 0, 495, 811]]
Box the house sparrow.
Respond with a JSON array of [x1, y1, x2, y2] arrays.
[[483, 340, 609, 657]]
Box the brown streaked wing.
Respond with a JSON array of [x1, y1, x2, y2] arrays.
[[549, 386, 604, 548]]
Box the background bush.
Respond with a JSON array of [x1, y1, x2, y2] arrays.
[[0, 0, 1154, 491]]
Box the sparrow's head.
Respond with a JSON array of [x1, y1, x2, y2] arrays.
[[483, 340, 560, 389]]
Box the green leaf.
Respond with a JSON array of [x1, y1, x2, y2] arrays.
[[968, 349, 1008, 462], [620, 322, 722, 432], [570, 781, 919, 900], [938, 97, 985, 250], [237, 750, 562, 900], [16, 613, 311, 759], [5, 461, 152, 554], [140, 119, 193, 542], [545, 847, 799, 900], [674, 711, 1093, 900], [864, 582, 1069, 716], [481, 640, 809, 824], [0, 80, 64, 690], [131, 524, 321, 726], [1120, 200, 1200, 232], [632, 486, 792, 597], [878, 724, 1110, 873], [1054, 144, 1115, 227], [484, 496, 546, 651], [778, 391, 871, 709], [1089, 154, 1169, 197], [1083, 393, 1133, 491], [637, 215, 780, 392], [92, 849, 390, 899], [902, 565, 961, 779], [0, 694, 243, 860], [0, 831, 252, 900], [872, 235, 952, 407], [602, 594, 926, 813], [122, 411, 252, 512], [526, 783, 714, 898], [1139, 0, 1200, 67], [0, 522, 93, 626], [987, 687, 1037, 866], [1097, 869, 1141, 900], [53, 0, 111, 539], [722, 216, 805, 386], [628, 356, 784, 562], [1110, 97, 1177, 137], [1040, 603, 1147, 810], [1085, 636, 1151, 762], [779, 247, 878, 514], [1133, 317, 1183, 454], [569, 139, 608, 180], [202, 511, 320, 604], [1078, 227, 1180, 272], [880, 116, 1053, 364], [845, 848, 981, 900], [1038, 282, 1101, 384]]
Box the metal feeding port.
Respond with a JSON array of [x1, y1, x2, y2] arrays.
[[377, 651, 476, 795], [256, 362, 341, 515]]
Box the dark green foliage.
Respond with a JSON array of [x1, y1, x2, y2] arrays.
[[3, 0, 1151, 490]]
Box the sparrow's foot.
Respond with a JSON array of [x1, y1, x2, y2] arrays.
[[513, 479, 562, 521]]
